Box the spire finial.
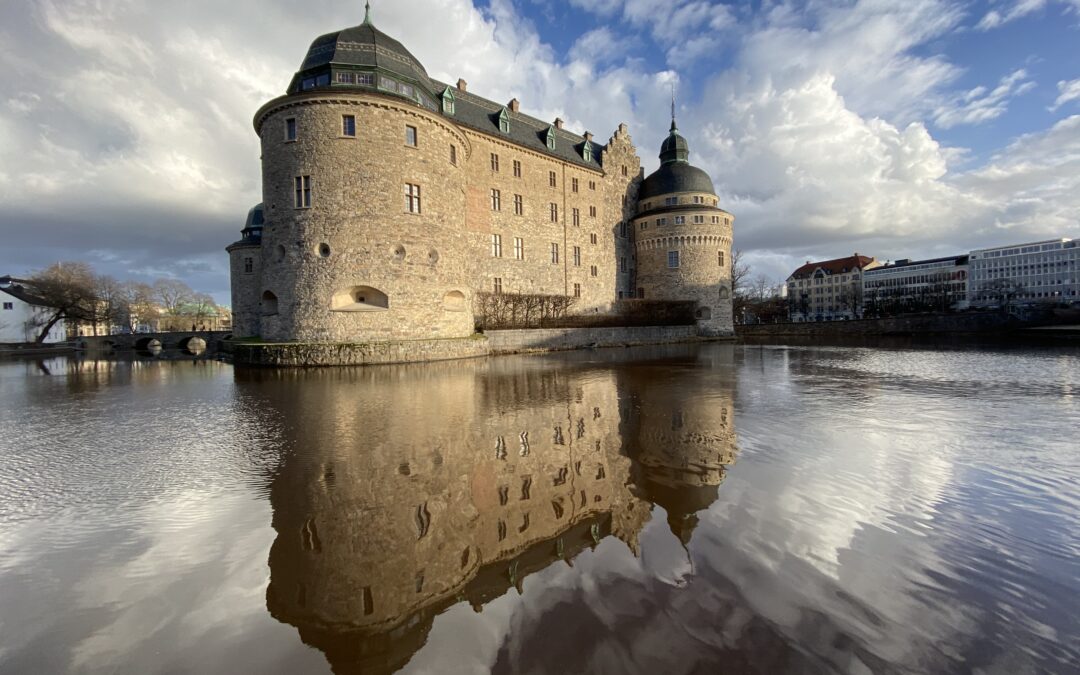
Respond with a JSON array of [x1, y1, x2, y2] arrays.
[[670, 82, 678, 132], [363, 1, 372, 25]]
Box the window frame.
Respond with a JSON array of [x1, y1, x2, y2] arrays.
[[404, 182, 422, 213], [341, 114, 356, 137], [405, 125, 418, 147], [294, 175, 312, 208], [668, 250, 680, 269]]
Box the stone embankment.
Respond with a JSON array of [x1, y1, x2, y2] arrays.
[[228, 325, 723, 367], [736, 312, 1014, 338]]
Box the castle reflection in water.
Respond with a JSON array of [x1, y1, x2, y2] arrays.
[[238, 346, 737, 674]]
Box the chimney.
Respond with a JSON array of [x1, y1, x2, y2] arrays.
[[584, 131, 594, 142], [508, 98, 520, 113], [554, 117, 564, 129], [457, 78, 467, 92]]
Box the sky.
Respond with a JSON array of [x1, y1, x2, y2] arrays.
[[1, 0, 1079, 303]]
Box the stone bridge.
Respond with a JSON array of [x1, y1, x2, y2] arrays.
[[77, 331, 233, 354]]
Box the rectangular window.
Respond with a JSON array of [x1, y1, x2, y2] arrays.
[[490, 153, 500, 172], [622, 166, 628, 177], [657, 217, 667, 226], [572, 208, 580, 226], [491, 234, 503, 257], [358, 73, 375, 86], [665, 197, 677, 205], [405, 125, 418, 147], [619, 222, 627, 237], [513, 160, 522, 177], [550, 203, 558, 223], [337, 72, 355, 84], [693, 196, 702, 204], [590, 233, 598, 244], [589, 180, 596, 190], [572, 178, 579, 193], [294, 175, 312, 208], [450, 144, 457, 165], [549, 171, 557, 188], [674, 216, 686, 224], [404, 183, 421, 213], [551, 243, 560, 264], [638, 287, 645, 299], [494, 277, 503, 294], [342, 115, 356, 137], [285, 118, 297, 141], [573, 246, 581, 267], [712, 216, 719, 224], [589, 206, 596, 218], [693, 215, 704, 224], [718, 251, 725, 267], [590, 265, 598, 277], [2, 302, 13, 310], [491, 188, 501, 211], [573, 283, 581, 297], [243, 258, 253, 274], [514, 237, 524, 260], [514, 194, 524, 215], [640, 222, 647, 230], [620, 257, 627, 273], [668, 251, 680, 268]]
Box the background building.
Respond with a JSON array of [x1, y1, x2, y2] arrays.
[[785, 254, 880, 321], [0, 278, 65, 344], [968, 238, 1078, 307], [229, 11, 734, 343], [862, 256, 969, 315]]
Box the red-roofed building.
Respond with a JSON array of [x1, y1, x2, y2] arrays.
[[785, 254, 881, 321]]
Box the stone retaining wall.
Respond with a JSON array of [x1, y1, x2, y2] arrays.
[[484, 325, 704, 354], [232, 336, 490, 367], [736, 312, 1012, 338]]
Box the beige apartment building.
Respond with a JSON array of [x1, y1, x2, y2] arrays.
[[786, 254, 881, 321]]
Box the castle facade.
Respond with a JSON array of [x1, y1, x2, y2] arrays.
[[228, 10, 735, 343]]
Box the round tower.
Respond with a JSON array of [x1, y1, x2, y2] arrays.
[[226, 203, 265, 337], [632, 118, 734, 336], [250, 7, 474, 342]]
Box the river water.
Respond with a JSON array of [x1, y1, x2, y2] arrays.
[[0, 343, 1077, 674]]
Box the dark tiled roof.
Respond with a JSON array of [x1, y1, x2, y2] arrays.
[[292, 23, 435, 97], [789, 255, 876, 280], [640, 162, 715, 199], [868, 255, 968, 272], [0, 283, 50, 307], [432, 80, 603, 171]]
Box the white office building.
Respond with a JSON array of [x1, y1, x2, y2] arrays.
[[862, 256, 969, 313], [968, 239, 1079, 306], [0, 278, 65, 344]]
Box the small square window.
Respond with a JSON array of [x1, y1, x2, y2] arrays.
[[342, 115, 356, 137], [2, 302, 13, 310], [405, 125, 418, 147]]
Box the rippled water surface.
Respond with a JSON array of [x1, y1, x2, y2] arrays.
[[1, 344, 1078, 674]]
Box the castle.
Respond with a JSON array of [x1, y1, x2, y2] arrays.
[[227, 7, 735, 344]]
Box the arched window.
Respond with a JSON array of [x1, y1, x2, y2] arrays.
[[331, 286, 389, 312], [262, 291, 279, 316], [442, 290, 466, 312]]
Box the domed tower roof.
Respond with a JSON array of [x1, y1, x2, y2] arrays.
[[639, 118, 716, 200], [286, 3, 437, 107]]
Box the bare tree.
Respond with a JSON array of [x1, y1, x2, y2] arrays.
[[730, 249, 751, 298], [25, 262, 99, 343], [122, 282, 159, 332]]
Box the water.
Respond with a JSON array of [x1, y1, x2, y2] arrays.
[[0, 343, 1078, 674]]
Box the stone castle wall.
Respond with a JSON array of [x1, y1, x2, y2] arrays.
[[227, 241, 262, 337], [633, 190, 734, 336]]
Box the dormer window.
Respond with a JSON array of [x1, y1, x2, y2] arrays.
[[545, 126, 556, 150], [441, 87, 455, 115], [498, 108, 510, 133], [582, 141, 593, 162]]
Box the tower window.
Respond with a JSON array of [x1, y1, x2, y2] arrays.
[[590, 233, 597, 245], [572, 178, 579, 193], [693, 215, 704, 224], [668, 251, 680, 269], [491, 153, 500, 172], [619, 222, 627, 237], [637, 288, 645, 299], [589, 206, 596, 218], [450, 144, 457, 165], [620, 257, 627, 273], [589, 180, 596, 190], [514, 194, 524, 215], [342, 115, 356, 137], [285, 118, 297, 141], [404, 183, 421, 213], [590, 265, 598, 277], [674, 216, 686, 224], [513, 160, 522, 177], [491, 234, 503, 258], [294, 175, 312, 208], [491, 189, 501, 211], [622, 166, 628, 177], [718, 251, 725, 267], [549, 171, 557, 188], [243, 258, 253, 274], [405, 125, 418, 147]]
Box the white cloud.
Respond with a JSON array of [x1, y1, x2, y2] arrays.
[[933, 68, 1036, 129], [1050, 77, 1080, 111], [976, 0, 1048, 29]]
